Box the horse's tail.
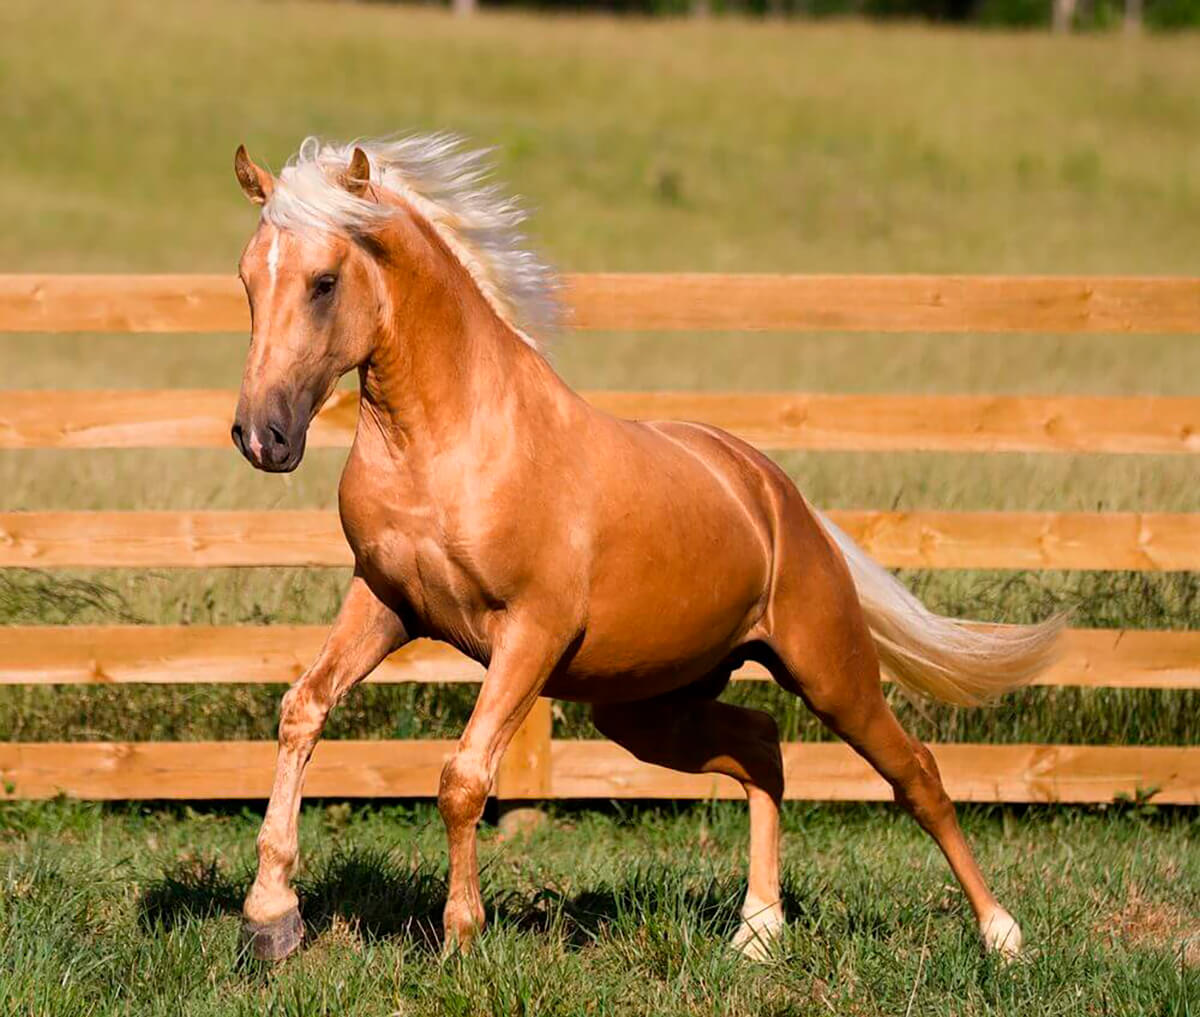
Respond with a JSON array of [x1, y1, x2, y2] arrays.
[[816, 512, 1064, 706]]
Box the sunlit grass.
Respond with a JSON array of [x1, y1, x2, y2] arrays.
[[3, 3, 1200, 276], [0, 799, 1195, 1016]]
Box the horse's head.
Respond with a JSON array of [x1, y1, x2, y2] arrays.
[[231, 135, 560, 471], [231, 145, 381, 472]]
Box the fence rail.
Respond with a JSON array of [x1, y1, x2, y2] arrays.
[[1, 509, 1196, 570], [0, 273, 1196, 805], [1, 626, 1196, 689], [1, 740, 1196, 804], [2, 273, 1198, 333], [4, 390, 1199, 455]]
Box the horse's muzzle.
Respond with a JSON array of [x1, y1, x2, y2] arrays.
[[231, 399, 307, 473]]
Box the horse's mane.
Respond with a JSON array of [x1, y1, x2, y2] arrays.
[[262, 134, 559, 347]]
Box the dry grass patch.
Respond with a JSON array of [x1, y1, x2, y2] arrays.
[[1099, 884, 1200, 968]]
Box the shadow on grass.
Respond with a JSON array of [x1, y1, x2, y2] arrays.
[[137, 846, 447, 952], [513, 868, 746, 949], [138, 856, 246, 929], [137, 848, 893, 959], [136, 850, 815, 956]]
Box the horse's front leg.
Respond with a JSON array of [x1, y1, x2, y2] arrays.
[[242, 573, 408, 960], [438, 623, 562, 951]]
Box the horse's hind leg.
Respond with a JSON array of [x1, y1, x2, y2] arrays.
[[592, 688, 785, 961], [764, 554, 1022, 957]]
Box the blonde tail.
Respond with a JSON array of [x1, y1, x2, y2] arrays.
[[817, 512, 1064, 706]]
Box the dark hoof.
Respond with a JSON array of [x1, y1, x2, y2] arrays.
[[241, 907, 303, 961]]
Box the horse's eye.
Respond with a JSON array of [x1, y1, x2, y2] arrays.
[[312, 274, 337, 300]]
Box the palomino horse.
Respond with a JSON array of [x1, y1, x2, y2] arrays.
[[231, 135, 1060, 963]]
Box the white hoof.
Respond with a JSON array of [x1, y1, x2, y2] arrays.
[[730, 895, 784, 962], [980, 908, 1023, 961]]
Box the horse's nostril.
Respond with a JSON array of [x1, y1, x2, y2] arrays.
[[231, 423, 245, 451], [268, 425, 288, 449]]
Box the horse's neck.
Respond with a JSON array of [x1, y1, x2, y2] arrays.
[[357, 259, 569, 463]]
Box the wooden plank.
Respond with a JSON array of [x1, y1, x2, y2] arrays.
[[566, 274, 1200, 334], [4, 389, 1199, 455], [1, 274, 1197, 335], [0, 739, 458, 800], [0, 275, 247, 333], [0, 626, 1196, 690], [0, 510, 349, 568], [831, 510, 1200, 571], [548, 741, 1200, 805], [0, 740, 1194, 803], [592, 392, 1200, 456], [0, 510, 1196, 570], [495, 698, 554, 799], [0, 629, 486, 686], [1035, 628, 1200, 690]]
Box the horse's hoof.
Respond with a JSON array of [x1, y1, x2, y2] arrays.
[[980, 908, 1023, 963], [242, 907, 303, 962], [441, 921, 481, 958], [730, 897, 784, 962]]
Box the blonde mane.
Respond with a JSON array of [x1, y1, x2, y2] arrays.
[[261, 134, 560, 347]]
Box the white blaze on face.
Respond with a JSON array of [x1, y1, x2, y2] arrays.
[[254, 224, 282, 341], [266, 228, 281, 296], [244, 223, 282, 388], [246, 223, 283, 460]]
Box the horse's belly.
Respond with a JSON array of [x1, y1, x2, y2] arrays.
[[549, 422, 774, 695], [554, 522, 767, 699], [544, 656, 725, 703]]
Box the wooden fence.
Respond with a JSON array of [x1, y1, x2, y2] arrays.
[[0, 274, 1197, 805]]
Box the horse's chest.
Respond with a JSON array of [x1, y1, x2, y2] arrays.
[[338, 470, 503, 646]]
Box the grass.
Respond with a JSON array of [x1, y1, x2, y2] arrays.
[[0, 799, 1196, 1016], [0, 2, 1197, 1011], [3, 3, 1200, 275]]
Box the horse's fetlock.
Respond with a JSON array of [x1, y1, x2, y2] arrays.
[[256, 832, 296, 872]]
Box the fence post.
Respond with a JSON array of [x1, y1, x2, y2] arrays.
[[495, 698, 553, 836], [1052, 0, 1077, 31]]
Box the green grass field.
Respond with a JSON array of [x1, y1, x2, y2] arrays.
[[2, 799, 1196, 1016], [0, 1, 1197, 1012]]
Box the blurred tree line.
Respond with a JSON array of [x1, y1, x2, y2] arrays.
[[459, 0, 1200, 26]]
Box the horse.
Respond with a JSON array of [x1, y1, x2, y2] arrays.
[[230, 134, 1061, 964]]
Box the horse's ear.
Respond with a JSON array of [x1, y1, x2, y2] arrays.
[[234, 144, 274, 205], [341, 147, 371, 198]]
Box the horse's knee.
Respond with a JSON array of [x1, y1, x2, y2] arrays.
[[592, 702, 665, 757], [438, 753, 490, 829], [742, 707, 780, 744], [277, 683, 328, 749], [590, 703, 634, 742], [735, 708, 784, 799]]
